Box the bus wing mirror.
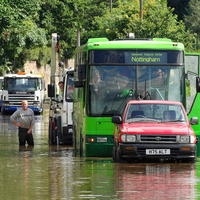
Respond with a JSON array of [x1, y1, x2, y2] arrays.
[[78, 64, 86, 81], [48, 84, 55, 98], [74, 64, 86, 88], [74, 81, 84, 88], [196, 77, 200, 93]]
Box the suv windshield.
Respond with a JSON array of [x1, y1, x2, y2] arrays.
[[125, 103, 186, 123]]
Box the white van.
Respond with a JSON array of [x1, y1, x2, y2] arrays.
[[48, 68, 74, 145]]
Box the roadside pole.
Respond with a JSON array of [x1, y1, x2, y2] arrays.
[[51, 33, 58, 90]]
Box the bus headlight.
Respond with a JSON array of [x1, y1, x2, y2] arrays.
[[121, 134, 136, 143]]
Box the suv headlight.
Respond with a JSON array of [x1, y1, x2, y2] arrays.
[[121, 134, 136, 143], [178, 135, 190, 143], [190, 135, 196, 144]]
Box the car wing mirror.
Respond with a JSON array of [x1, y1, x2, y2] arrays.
[[190, 117, 199, 125], [112, 116, 122, 124]]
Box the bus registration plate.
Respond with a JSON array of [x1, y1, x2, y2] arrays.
[[146, 149, 170, 155], [97, 137, 107, 143]]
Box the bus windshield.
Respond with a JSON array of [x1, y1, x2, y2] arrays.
[[4, 78, 42, 92], [89, 65, 185, 116]]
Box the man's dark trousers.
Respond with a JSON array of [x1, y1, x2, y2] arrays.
[[18, 127, 34, 146]]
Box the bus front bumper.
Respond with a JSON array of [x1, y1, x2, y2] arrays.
[[85, 135, 114, 157]]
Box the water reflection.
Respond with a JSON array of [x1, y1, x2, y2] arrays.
[[72, 158, 116, 199], [0, 108, 200, 199], [115, 163, 196, 200]]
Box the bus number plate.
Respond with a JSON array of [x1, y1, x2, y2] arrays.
[[97, 137, 107, 143], [146, 149, 170, 155]]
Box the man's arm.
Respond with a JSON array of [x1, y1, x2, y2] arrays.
[[10, 110, 23, 127], [27, 110, 35, 134], [27, 125, 33, 134]]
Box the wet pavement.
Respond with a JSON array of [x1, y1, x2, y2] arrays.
[[0, 107, 200, 200]]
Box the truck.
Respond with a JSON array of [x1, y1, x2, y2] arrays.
[[47, 33, 74, 145], [1, 72, 45, 114], [112, 100, 198, 162]]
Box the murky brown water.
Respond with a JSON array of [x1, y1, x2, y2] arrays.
[[1, 107, 200, 200]]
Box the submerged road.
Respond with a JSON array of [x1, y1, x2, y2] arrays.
[[0, 106, 200, 200]]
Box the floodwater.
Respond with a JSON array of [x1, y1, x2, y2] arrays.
[[1, 107, 200, 200]]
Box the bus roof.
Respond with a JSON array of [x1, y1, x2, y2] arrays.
[[84, 38, 184, 51], [185, 52, 200, 56]]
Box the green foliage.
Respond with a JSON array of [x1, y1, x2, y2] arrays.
[[39, 0, 110, 59], [0, 0, 199, 73], [0, 62, 12, 76], [92, 0, 195, 51], [184, 0, 200, 35], [168, 0, 190, 20], [24, 46, 51, 67], [0, 0, 47, 70]]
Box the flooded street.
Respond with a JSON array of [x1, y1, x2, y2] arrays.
[[1, 107, 200, 200]]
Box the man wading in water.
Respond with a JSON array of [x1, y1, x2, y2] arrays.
[[10, 100, 35, 147]]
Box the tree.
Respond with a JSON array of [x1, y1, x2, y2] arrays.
[[92, 0, 195, 51], [0, 0, 47, 69], [38, 0, 110, 60], [0, 0, 198, 71], [184, 0, 200, 50], [167, 0, 190, 20], [184, 0, 200, 35]]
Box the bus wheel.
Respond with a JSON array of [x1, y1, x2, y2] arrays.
[[80, 135, 83, 157], [113, 146, 124, 163], [116, 148, 122, 162], [112, 146, 117, 162]]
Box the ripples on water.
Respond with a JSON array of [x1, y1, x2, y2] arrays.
[[0, 112, 200, 200]]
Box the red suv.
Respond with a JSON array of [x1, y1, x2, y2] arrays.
[[112, 100, 198, 162]]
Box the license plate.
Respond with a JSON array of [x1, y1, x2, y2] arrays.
[[146, 149, 170, 155], [97, 137, 107, 143]]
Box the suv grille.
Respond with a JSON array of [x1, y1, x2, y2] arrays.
[[139, 135, 177, 143]]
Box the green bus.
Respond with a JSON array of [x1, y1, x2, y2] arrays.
[[73, 37, 199, 157], [185, 52, 200, 156]]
